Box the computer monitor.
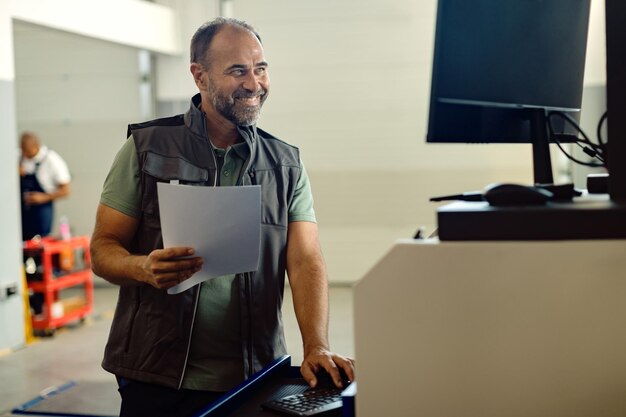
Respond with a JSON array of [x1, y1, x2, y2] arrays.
[[426, 0, 591, 185]]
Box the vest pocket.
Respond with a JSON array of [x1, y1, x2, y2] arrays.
[[141, 152, 210, 218], [143, 153, 209, 183], [253, 169, 290, 227]]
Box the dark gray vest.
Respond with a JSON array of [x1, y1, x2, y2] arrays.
[[102, 94, 301, 389]]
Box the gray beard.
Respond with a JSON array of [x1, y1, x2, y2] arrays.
[[209, 85, 267, 126]]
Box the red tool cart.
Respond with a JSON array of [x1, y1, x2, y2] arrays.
[[23, 236, 94, 336]]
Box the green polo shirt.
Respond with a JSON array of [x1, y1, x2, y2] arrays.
[[100, 136, 316, 391]]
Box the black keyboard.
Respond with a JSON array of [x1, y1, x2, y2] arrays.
[[261, 387, 343, 416]]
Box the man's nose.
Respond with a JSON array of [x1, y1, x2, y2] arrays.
[[242, 72, 262, 92]]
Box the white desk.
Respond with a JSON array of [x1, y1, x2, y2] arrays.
[[354, 238, 626, 417]]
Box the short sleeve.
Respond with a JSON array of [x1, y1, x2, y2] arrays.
[[288, 160, 317, 223], [49, 152, 71, 185], [99, 136, 141, 218]]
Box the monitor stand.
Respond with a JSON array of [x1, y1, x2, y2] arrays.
[[528, 108, 554, 185], [436, 193, 626, 240]]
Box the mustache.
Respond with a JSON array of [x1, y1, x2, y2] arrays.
[[233, 88, 267, 99]]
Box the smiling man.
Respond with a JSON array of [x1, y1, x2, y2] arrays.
[[90, 17, 354, 417]]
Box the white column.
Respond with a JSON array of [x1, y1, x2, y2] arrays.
[[0, 2, 26, 351], [219, 0, 235, 17]]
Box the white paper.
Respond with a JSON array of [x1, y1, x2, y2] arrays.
[[157, 183, 261, 294]]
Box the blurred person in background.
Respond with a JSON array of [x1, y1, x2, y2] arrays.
[[19, 131, 71, 240]]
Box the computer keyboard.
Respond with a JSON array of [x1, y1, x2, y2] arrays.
[[260, 386, 343, 416]]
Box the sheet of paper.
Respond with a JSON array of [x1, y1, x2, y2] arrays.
[[157, 183, 261, 294]]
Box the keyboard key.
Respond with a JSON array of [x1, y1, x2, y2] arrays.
[[261, 388, 343, 416]]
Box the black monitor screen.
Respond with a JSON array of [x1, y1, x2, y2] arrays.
[[427, 0, 591, 145]]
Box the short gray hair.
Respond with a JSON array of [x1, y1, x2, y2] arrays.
[[190, 17, 261, 68]]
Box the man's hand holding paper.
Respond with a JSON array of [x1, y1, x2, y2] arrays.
[[139, 247, 204, 291]]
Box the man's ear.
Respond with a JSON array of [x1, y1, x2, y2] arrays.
[[190, 63, 207, 90]]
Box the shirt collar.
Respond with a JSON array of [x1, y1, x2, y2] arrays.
[[209, 140, 249, 161]]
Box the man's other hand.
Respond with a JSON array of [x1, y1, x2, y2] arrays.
[[23, 191, 50, 205], [300, 346, 355, 389]]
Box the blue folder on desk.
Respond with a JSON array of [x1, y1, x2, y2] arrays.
[[194, 355, 356, 417]]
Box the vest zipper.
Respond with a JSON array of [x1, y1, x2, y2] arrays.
[[244, 271, 254, 377], [201, 110, 219, 187], [242, 165, 255, 377], [178, 287, 201, 390]]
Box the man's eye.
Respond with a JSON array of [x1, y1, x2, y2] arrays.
[[255, 67, 267, 75]]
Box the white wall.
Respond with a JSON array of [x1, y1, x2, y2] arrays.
[[156, 0, 218, 101], [575, 0, 608, 187], [584, 0, 606, 86]]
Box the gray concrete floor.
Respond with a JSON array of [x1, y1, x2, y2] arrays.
[[0, 281, 354, 416]]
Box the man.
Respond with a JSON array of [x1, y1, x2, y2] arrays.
[[19, 131, 71, 240], [90, 17, 355, 417]]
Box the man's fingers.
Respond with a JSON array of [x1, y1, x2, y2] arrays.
[[300, 362, 318, 388], [147, 247, 203, 274], [161, 247, 196, 259], [333, 356, 355, 382], [152, 247, 196, 261], [151, 258, 203, 274], [140, 248, 203, 289], [321, 362, 343, 388], [154, 276, 180, 289], [153, 269, 197, 289]]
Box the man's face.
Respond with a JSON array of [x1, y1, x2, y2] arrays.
[[199, 27, 269, 126], [21, 135, 40, 159]]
